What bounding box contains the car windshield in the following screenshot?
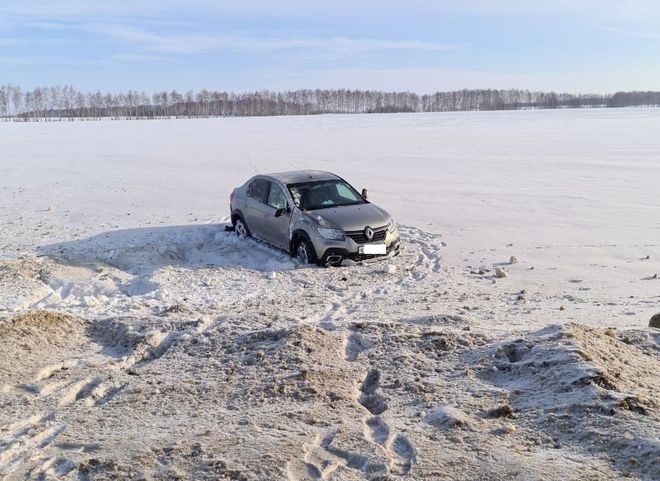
[287,179,365,211]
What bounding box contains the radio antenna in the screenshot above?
[249,155,258,175]
[287,161,313,179]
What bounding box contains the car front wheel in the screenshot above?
[295,238,318,265]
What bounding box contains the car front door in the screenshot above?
[260,181,292,249]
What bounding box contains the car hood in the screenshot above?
[306,203,390,232]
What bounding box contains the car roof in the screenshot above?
[264,170,340,184]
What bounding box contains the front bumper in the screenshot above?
[314,229,401,266]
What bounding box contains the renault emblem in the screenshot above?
[364,226,374,241]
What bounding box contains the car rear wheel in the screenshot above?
[234,217,250,238]
[295,238,318,265]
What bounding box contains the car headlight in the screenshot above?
[317,227,346,240]
[387,218,397,232]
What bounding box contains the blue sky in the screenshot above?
[1,0,659,93]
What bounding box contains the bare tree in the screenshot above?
[0,85,8,117]
[0,83,655,121]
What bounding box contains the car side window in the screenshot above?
[247,179,268,203]
[267,183,288,210]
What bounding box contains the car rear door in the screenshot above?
[259,181,291,249]
[244,178,269,239]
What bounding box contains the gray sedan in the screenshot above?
[229,170,400,266]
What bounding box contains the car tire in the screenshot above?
[294,237,318,265]
[234,216,251,238]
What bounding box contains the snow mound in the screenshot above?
[40,224,298,275]
[484,324,658,414]
[0,310,90,388]
[0,259,53,312]
[0,310,88,347]
[426,406,472,429]
[480,323,659,476]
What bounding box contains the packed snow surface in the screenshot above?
[0,108,659,480]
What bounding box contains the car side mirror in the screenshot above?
[361,188,368,200]
[274,206,290,217]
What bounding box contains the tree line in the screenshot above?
[1,84,659,120]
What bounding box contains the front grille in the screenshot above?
[346,226,387,244]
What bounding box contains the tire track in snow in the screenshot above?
[0,412,67,478]
[0,313,219,477]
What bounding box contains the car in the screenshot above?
[229,170,400,266]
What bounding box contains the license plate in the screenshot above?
[360,244,386,255]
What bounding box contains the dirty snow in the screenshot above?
[0,108,659,480]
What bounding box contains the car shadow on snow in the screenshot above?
[38,223,300,275]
